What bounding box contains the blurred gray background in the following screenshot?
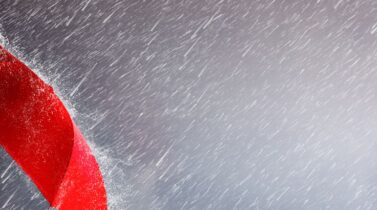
[2,0,377,209]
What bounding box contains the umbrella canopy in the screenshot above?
[0,46,107,210]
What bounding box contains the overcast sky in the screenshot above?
[2,0,377,209]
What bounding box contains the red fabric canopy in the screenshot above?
[0,46,107,209]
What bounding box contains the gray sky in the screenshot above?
[2,0,377,209]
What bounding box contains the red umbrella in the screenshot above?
[0,46,107,209]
